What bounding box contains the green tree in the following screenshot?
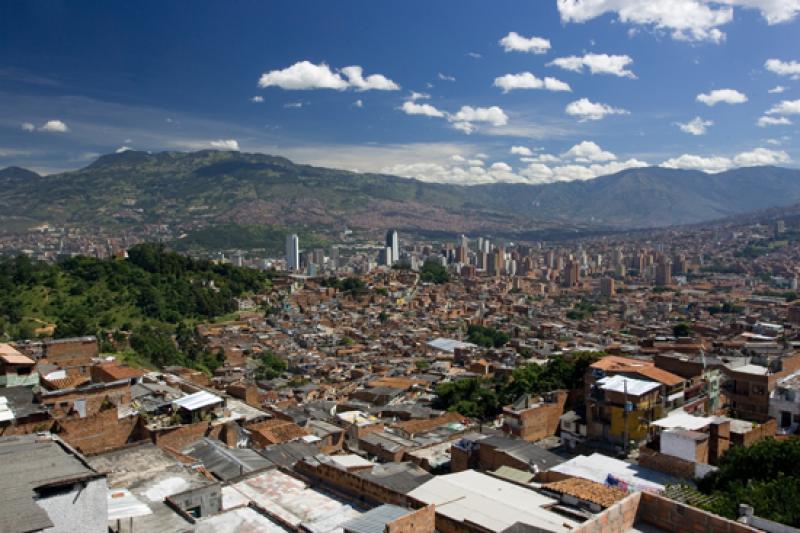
[673,322,691,337]
[433,378,499,420]
[254,351,287,381]
[420,259,449,284]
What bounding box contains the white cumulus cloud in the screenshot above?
[258,61,348,90]
[209,139,240,151]
[556,0,800,43]
[438,73,456,82]
[400,101,445,118]
[258,61,398,91]
[21,122,35,132]
[510,146,534,156]
[498,32,552,54]
[340,65,400,91]
[696,88,747,106]
[565,98,629,121]
[758,115,793,127]
[768,85,787,94]
[661,154,733,172]
[548,53,636,78]
[493,72,571,93]
[767,99,800,115]
[676,116,713,135]
[733,147,791,166]
[660,147,792,172]
[250,95,264,103]
[115,146,132,153]
[563,140,617,162]
[38,120,70,133]
[449,105,509,129]
[765,58,800,79]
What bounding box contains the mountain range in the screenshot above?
[1,150,800,237]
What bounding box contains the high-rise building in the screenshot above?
[455,245,468,264]
[562,260,580,288]
[655,258,672,287]
[459,234,469,252]
[379,246,393,266]
[285,234,299,271]
[600,277,616,297]
[385,229,399,265]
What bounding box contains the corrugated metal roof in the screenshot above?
[172,390,223,411]
[597,375,660,396]
[0,434,104,532]
[340,504,409,533]
[493,466,534,484]
[107,488,153,521]
[183,437,273,481]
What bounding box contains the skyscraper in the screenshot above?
[655,257,672,287]
[385,229,399,265]
[562,260,580,288]
[285,234,299,271]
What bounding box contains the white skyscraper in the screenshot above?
[285,234,299,271]
[385,229,399,265]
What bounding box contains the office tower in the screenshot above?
[312,248,325,267]
[285,234,299,271]
[385,229,399,265]
[600,277,616,297]
[655,258,672,287]
[672,254,688,276]
[379,247,393,266]
[330,246,339,269]
[614,248,624,268]
[459,234,469,252]
[477,251,488,270]
[545,250,555,269]
[455,245,467,264]
[482,238,491,254]
[562,260,580,288]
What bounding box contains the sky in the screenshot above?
[1,0,799,184]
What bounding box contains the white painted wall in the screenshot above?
[660,430,698,463]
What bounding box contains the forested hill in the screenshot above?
[3,150,800,232]
[0,244,272,371]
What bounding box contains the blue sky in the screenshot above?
[1,0,799,183]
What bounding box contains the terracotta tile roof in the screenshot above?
[543,477,628,509]
[248,419,309,445]
[94,362,146,380]
[367,376,426,391]
[43,374,91,390]
[591,356,683,387]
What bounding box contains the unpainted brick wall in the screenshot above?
[152,421,212,450]
[572,492,641,533]
[638,492,759,533]
[386,504,435,533]
[295,460,408,506]
[56,409,139,455]
[516,390,568,442]
[638,447,697,480]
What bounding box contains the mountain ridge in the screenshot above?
[1,150,799,234]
